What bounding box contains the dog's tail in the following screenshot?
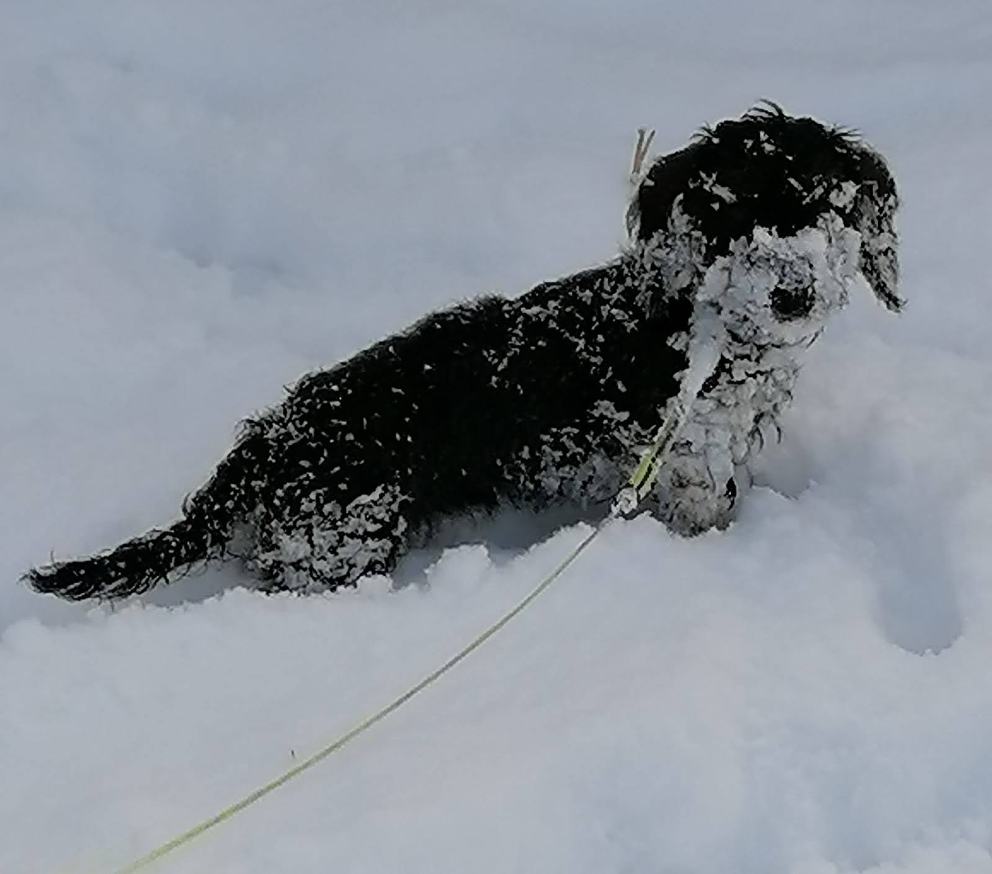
[25,426,269,602]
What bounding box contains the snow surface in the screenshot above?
[2,1,992,872]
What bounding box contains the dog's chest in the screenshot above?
[671,337,804,488]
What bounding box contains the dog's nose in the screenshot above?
[769,285,815,321]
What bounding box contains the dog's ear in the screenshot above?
[848,146,904,312]
[627,144,702,243]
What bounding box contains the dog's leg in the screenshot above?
[247,482,412,593]
[647,437,739,536]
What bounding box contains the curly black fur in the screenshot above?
[26,104,901,601]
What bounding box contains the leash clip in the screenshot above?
[612,486,640,518]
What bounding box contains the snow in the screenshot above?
[2,1,992,872]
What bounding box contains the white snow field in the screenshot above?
[2,1,992,872]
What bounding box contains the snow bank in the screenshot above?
[2,1,992,872]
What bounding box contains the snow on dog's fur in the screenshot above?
[27,104,902,601]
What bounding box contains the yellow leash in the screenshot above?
[109,520,605,874]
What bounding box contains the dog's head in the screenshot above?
[627,103,902,343]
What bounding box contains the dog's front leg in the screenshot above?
[645,439,739,536]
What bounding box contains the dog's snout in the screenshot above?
[769,285,815,321]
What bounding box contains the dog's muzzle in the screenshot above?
[696,217,865,347]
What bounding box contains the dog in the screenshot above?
[27,103,902,601]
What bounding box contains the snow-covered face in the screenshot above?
[629,105,903,325]
[697,215,865,346]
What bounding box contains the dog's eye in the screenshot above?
[769,285,814,321]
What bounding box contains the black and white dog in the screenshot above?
[28,104,901,601]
